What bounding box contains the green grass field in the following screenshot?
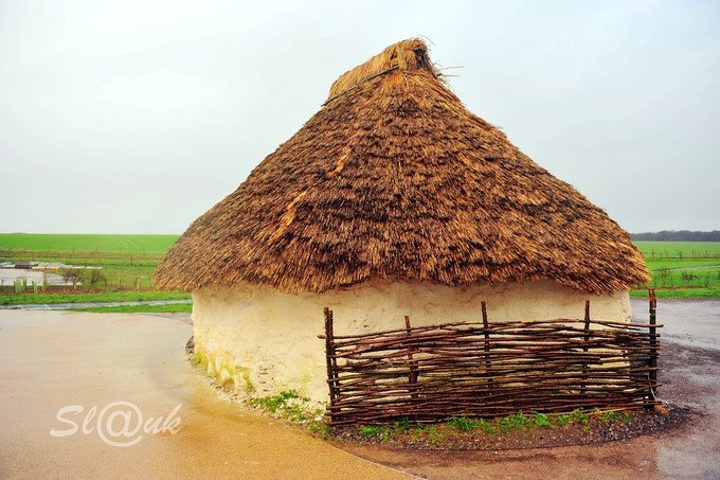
[0,291,190,306]
[0,233,187,304]
[71,303,193,314]
[632,241,720,298]
[633,241,720,258]
[1,235,718,307]
[0,233,181,290]
[0,233,179,254]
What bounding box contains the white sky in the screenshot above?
[0,0,718,234]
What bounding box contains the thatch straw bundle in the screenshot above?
[153,38,649,295]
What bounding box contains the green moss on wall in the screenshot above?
[191,348,254,392]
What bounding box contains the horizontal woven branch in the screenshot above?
[324,305,661,426]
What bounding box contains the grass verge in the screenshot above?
[0,290,190,305]
[332,406,681,449]
[630,287,720,299]
[71,303,192,314]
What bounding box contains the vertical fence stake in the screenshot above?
[324,307,337,424]
[404,316,418,402]
[648,289,658,406]
[582,300,591,396]
[481,301,493,392]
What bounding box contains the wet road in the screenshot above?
[0,311,406,479]
[0,299,717,479]
[631,297,720,351]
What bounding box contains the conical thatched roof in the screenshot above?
[153,39,649,295]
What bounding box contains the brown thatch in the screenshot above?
[153,38,649,295]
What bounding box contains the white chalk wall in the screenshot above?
[191,280,631,404]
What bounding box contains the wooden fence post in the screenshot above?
[648,289,658,405]
[582,300,591,395]
[404,316,418,401]
[324,307,338,422]
[481,301,493,391]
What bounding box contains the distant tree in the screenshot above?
[60,268,83,288]
[60,267,106,289]
[631,230,720,241]
[80,268,107,289]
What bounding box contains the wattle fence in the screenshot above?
[321,294,660,426]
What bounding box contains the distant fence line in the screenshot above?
[321,297,660,426]
[0,249,165,265]
[645,250,720,260]
[0,277,154,291]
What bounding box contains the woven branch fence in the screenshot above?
[322,294,661,426]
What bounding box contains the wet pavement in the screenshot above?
[0,299,717,479]
[0,311,405,479]
[631,297,720,351]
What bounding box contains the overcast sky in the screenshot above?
[0,0,718,234]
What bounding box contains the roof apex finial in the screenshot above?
[327,38,437,101]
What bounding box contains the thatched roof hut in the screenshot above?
[154,39,648,402]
